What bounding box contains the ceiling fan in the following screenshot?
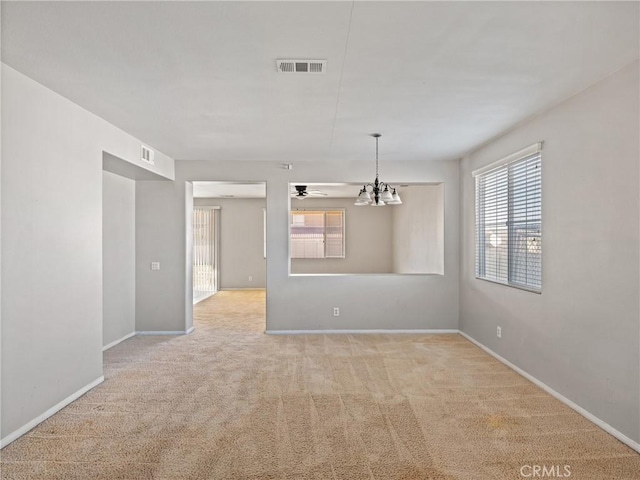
[291,185,328,200]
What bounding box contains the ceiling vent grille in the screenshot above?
[141,145,155,165]
[277,59,327,74]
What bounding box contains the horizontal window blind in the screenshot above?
[290,209,345,259]
[475,147,542,292]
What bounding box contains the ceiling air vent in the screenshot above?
[276,59,327,74]
[141,145,155,165]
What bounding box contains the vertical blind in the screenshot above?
[290,209,345,259]
[475,146,542,292]
[193,207,216,292]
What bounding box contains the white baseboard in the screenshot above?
[186,326,195,334]
[0,376,104,449]
[266,329,459,335]
[102,331,135,351]
[135,330,191,336]
[458,331,640,454]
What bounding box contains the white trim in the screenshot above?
[289,273,443,277]
[135,330,191,335]
[102,332,135,351]
[186,326,195,334]
[458,331,640,454]
[266,329,459,335]
[472,141,543,177]
[0,376,104,449]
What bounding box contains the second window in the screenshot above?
[290,209,345,259]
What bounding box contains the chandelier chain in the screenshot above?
[375,135,379,178]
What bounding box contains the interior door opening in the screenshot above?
[190,181,267,333]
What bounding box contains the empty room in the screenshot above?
[1,1,639,479]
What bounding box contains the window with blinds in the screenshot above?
[474,143,542,292]
[290,209,345,259]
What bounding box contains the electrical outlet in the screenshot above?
[151,262,160,270]
[248,276,253,282]
[497,326,502,338]
[333,307,340,317]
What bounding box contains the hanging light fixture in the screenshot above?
[355,133,402,206]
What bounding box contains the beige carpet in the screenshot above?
[1,290,638,479]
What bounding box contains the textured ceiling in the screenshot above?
[2,1,638,162]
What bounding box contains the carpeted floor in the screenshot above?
[1,290,638,479]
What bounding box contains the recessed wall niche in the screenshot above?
[289,183,444,275]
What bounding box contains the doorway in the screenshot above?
[190,181,267,331]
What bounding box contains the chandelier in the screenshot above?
[355,134,402,206]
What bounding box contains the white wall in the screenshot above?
[102,171,136,347]
[459,61,640,444]
[0,10,4,446]
[1,64,174,444]
[194,198,267,288]
[136,181,189,333]
[291,197,393,275]
[392,184,444,274]
[135,158,459,333]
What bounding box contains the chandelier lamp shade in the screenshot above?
[355,134,402,206]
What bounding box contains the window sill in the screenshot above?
[291,257,346,260]
[290,273,445,277]
[475,276,541,294]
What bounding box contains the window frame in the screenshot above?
[473,143,543,294]
[290,208,346,259]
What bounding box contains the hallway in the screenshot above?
[194,290,265,333]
